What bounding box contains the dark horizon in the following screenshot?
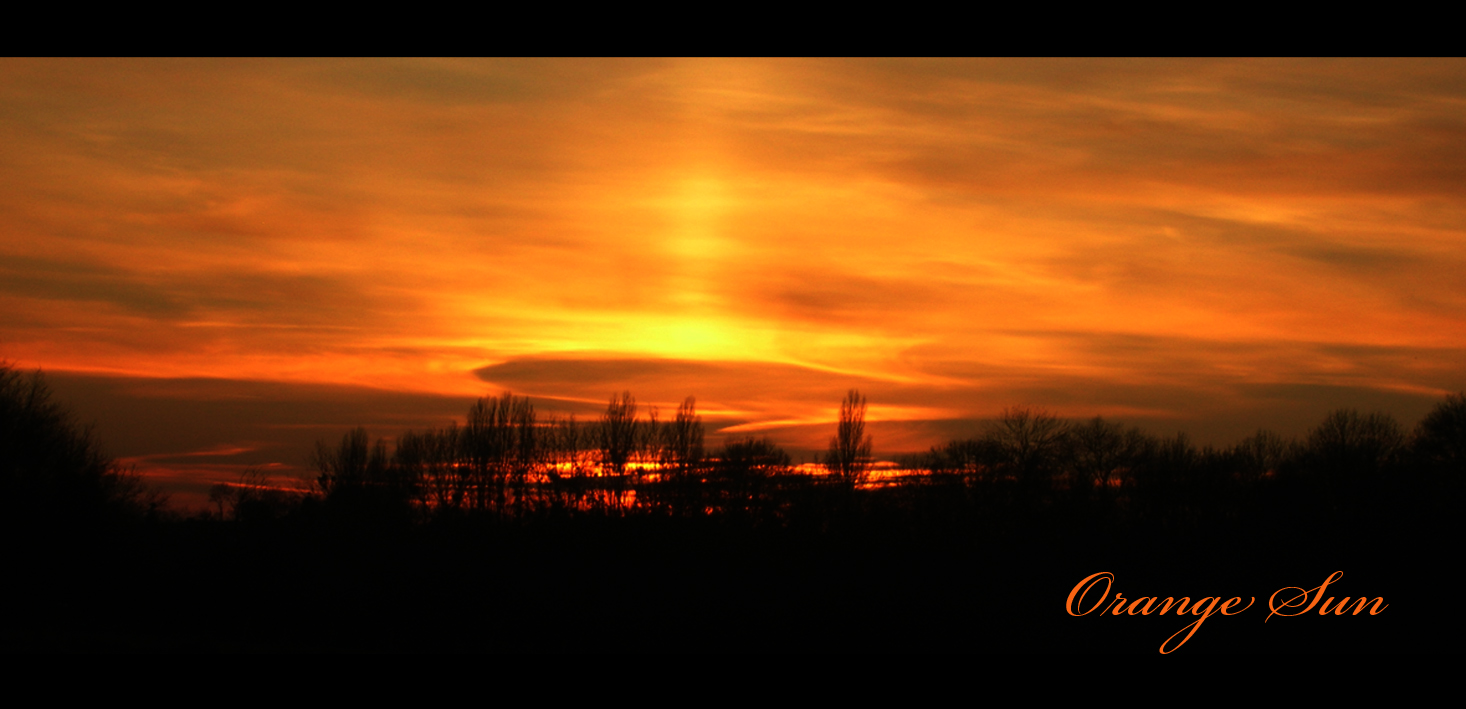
[4,59,1464,653]
[4,360,1458,652]
[31,365,1455,512]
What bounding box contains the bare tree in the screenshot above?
[989,406,1066,488]
[313,427,387,500]
[208,482,231,519]
[1305,408,1404,480]
[462,392,536,513]
[1066,416,1150,494]
[825,389,873,487]
[663,396,705,477]
[396,424,463,513]
[430,423,466,512]
[209,467,294,522]
[554,414,593,477]
[1412,392,1466,474]
[718,436,791,516]
[1229,428,1289,484]
[638,404,662,476]
[600,392,638,476]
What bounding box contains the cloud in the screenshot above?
[4,58,1466,479]
[474,356,892,414]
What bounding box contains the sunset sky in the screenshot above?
[4,59,1464,506]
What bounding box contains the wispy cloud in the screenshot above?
[4,59,1464,472]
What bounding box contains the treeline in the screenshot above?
[218,391,800,522]
[4,356,1462,530]
[5,362,1462,651]
[211,385,1466,531]
[902,401,1465,528]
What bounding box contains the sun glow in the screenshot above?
[4,58,1465,489]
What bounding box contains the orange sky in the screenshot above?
[4,59,1465,504]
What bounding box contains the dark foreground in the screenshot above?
[6,481,1453,653]
[4,367,1461,652]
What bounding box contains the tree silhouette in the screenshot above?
[826,389,872,487]
[1413,392,1466,474]
[721,436,791,476]
[1304,408,1404,481]
[0,362,159,523]
[458,392,538,513]
[209,467,295,522]
[662,396,704,477]
[717,436,791,516]
[1131,431,1197,507]
[1227,429,1289,484]
[400,422,464,513]
[554,414,594,478]
[638,404,662,475]
[917,437,1002,482]
[312,426,389,502]
[600,392,638,476]
[989,406,1066,489]
[1065,416,1148,495]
